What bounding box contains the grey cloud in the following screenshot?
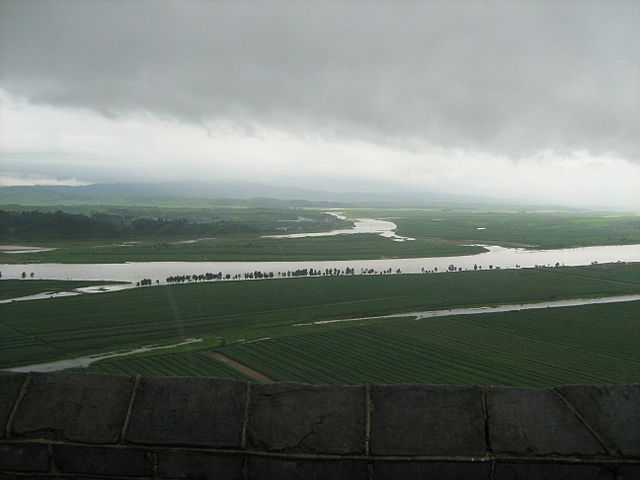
[1,0,638,160]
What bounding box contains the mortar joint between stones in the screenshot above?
[241,381,251,449]
[365,383,372,456]
[552,387,618,457]
[481,386,494,460]
[120,375,141,443]
[5,372,31,440]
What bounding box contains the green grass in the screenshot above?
[1,263,638,369]
[344,209,640,249]
[84,351,254,380]
[3,208,637,263]
[0,280,125,301]
[0,233,485,264]
[219,301,640,387]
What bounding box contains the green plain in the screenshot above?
[346,209,640,249]
[0,234,485,264]
[218,301,640,387]
[0,279,125,301]
[84,351,254,381]
[2,208,638,264]
[1,263,638,372]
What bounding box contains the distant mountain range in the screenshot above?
[0,181,572,209]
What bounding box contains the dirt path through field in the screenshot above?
[210,352,274,383]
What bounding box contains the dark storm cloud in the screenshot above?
[1,0,638,160]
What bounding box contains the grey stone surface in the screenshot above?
[617,465,640,480]
[7,477,97,480]
[0,443,49,472]
[157,450,243,479]
[494,463,616,480]
[0,372,27,439]
[373,461,491,479]
[11,372,133,443]
[487,387,606,456]
[52,445,152,476]
[126,376,246,448]
[370,384,486,456]
[248,382,366,454]
[557,384,640,457]
[248,457,368,480]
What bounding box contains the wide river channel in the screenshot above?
[1,214,639,284]
[0,243,638,285]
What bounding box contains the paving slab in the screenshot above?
[247,456,368,480]
[370,384,486,456]
[126,376,247,448]
[0,443,49,473]
[0,372,27,439]
[557,384,640,457]
[494,462,616,480]
[617,465,640,480]
[248,382,366,454]
[487,387,606,456]
[11,372,133,443]
[52,445,152,477]
[156,451,243,480]
[373,461,491,479]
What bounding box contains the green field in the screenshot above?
[351,209,640,249]
[0,233,485,264]
[84,351,253,381]
[2,208,637,264]
[1,263,638,371]
[0,280,125,301]
[217,301,640,387]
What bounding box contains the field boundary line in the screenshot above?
[210,352,274,383]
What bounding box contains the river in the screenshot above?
[0,243,638,284]
[263,212,415,242]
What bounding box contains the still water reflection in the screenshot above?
[1,244,638,284]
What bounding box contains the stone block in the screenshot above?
[248,382,366,454]
[557,384,640,457]
[494,462,615,480]
[370,384,486,456]
[248,456,368,480]
[0,443,49,472]
[126,376,246,448]
[7,477,96,480]
[156,450,243,479]
[373,461,491,479]
[0,372,27,439]
[617,465,640,480]
[11,372,133,443]
[487,387,606,456]
[53,445,151,477]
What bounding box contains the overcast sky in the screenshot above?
[1,1,638,209]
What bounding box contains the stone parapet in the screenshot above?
[0,371,638,479]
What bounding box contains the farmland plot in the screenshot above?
[219,301,640,387]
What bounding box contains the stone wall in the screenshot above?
[0,371,638,479]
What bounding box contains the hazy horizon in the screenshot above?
[1,1,638,210]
